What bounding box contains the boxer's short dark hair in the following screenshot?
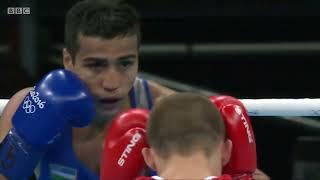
[65,0,141,60]
[148,93,225,159]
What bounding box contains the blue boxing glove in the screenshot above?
[0,69,95,179]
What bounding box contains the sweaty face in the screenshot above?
[64,34,139,119]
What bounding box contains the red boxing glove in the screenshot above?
[210,96,257,180]
[100,109,149,180]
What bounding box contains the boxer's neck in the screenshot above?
[72,125,104,143]
[72,95,131,142]
[158,151,222,179]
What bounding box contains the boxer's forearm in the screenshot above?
[0,88,32,143]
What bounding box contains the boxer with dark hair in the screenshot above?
[0,0,269,179]
[0,1,173,179]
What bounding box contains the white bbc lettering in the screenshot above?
[7,7,31,15]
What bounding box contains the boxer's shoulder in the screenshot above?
[0,87,32,142]
[146,80,175,103]
[1,87,32,120]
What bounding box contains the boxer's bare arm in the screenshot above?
[0,87,32,143]
[147,80,176,103]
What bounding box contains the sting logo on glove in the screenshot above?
[118,132,142,166]
[234,106,254,144]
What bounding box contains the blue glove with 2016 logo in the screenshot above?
[0,69,95,179]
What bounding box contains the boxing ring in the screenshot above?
[2,96,320,117]
[141,72,320,118]
[1,73,320,117]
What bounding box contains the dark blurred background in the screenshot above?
[1,0,320,179]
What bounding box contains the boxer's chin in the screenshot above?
[94,105,122,124]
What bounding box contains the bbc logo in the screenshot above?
[7,7,31,15]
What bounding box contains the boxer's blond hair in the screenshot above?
[147,93,225,159]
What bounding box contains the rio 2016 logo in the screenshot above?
[30,91,46,109]
[22,96,36,114]
[22,89,46,114]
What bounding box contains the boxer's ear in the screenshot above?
[63,48,74,70]
[222,139,232,166]
[142,147,156,170]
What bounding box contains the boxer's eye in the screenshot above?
[84,59,108,71]
[117,59,135,70]
[120,60,134,67]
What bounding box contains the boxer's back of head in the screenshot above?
[148,93,225,159]
[65,0,140,59]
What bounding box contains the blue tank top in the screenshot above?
[35,77,153,180]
